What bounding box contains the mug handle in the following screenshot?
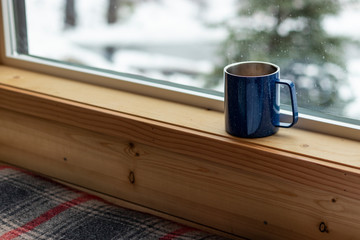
[275,79,298,128]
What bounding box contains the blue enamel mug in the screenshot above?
[224,61,298,138]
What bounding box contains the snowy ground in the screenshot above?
[25,0,360,120]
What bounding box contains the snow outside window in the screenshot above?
[9,0,360,125]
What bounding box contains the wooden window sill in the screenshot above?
[0,65,360,239]
[0,65,358,167]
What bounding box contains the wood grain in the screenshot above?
[1,67,360,239]
[1,102,360,239]
[0,65,359,167]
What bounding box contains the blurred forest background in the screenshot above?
[27,0,360,120]
[210,0,358,115]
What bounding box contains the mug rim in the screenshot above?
[224,61,280,77]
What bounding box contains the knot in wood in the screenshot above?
[128,171,135,184]
[319,222,328,233]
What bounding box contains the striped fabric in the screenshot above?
[0,166,229,240]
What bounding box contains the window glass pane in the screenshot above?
[13,0,360,122]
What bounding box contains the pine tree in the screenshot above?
[211,0,355,114]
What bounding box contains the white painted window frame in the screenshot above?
[1,0,359,141]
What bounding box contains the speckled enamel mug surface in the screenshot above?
[224,61,298,138]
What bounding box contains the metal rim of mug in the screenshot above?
[224,61,280,78]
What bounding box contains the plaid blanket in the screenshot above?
[0,166,229,240]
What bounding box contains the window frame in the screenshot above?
[0,0,359,141]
